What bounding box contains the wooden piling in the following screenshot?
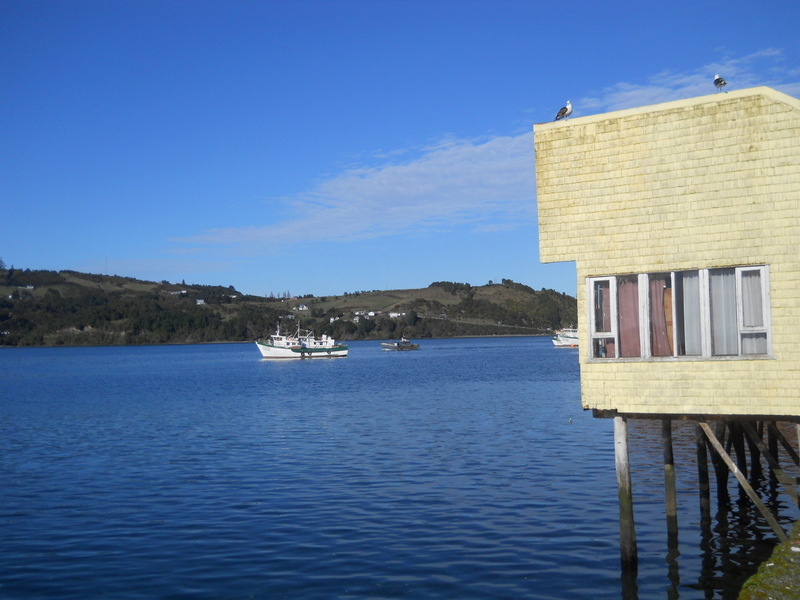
[741,421,799,507]
[745,421,763,479]
[699,422,789,543]
[662,418,678,538]
[710,421,730,505]
[696,422,711,526]
[769,422,800,467]
[731,421,748,477]
[614,416,638,570]
[768,422,779,471]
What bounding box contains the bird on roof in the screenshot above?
[713,74,727,92]
[555,100,572,121]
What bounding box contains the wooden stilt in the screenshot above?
[699,422,788,542]
[742,421,800,507]
[745,420,763,479]
[614,416,638,570]
[696,422,711,526]
[768,422,779,468]
[731,422,748,477]
[708,421,730,505]
[662,418,678,537]
[768,422,800,467]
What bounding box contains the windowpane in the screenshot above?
[741,333,768,355]
[741,270,764,327]
[676,271,701,356]
[617,276,640,357]
[649,274,673,356]
[593,338,615,358]
[710,269,738,356]
[594,280,611,333]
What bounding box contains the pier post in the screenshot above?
[695,423,711,527]
[614,416,637,570]
[742,421,799,507]
[731,422,748,478]
[662,418,678,537]
[768,422,779,468]
[699,422,789,543]
[768,422,800,467]
[745,421,763,480]
[710,421,730,505]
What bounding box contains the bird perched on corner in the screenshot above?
[555,100,572,121]
[714,74,727,92]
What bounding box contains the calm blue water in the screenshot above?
[2,337,797,599]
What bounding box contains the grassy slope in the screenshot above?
[1,270,576,345]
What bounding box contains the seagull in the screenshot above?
[714,74,727,92]
[555,100,572,121]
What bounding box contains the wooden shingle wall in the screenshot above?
[534,87,800,417]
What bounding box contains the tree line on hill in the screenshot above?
[0,267,577,347]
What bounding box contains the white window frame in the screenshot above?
[587,265,771,361]
[588,277,617,358]
[734,265,772,355]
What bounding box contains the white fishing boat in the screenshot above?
[551,328,579,348]
[380,337,419,351]
[256,325,348,359]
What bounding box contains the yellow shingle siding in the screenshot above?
[534,87,800,417]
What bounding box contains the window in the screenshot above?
[617,275,641,358]
[590,278,615,358]
[587,266,771,360]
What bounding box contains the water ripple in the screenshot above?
[2,339,796,599]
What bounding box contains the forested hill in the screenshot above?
[0,268,577,347]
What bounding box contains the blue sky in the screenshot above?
[3,1,799,298]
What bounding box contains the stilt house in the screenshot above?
[533,87,800,560]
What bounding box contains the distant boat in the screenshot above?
[551,328,579,348]
[256,325,348,359]
[381,337,420,351]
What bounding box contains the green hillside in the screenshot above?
[0,268,576,347]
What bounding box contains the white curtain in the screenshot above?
[741,270,763,327]
[742,333,767,354]
[710,269,738,355]
[680,271,702,356]
[741,270,767,354]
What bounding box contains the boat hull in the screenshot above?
[381,341,419,351]
[256,341,349,359]
[551,328,579,348]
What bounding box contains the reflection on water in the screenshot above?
[622,418,799,599]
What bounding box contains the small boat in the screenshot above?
[256,325,348,359]
[381,337,419,351]
[551,328,579,348]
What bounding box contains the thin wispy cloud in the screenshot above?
[580,49,800,112]
[179,50,799,256]
[181,132,538,251]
